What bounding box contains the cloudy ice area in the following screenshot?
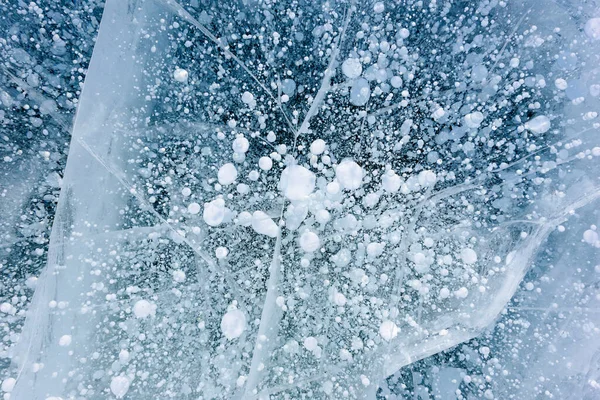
[1,0,600,399]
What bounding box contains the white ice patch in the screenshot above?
[363,193,380,208]
[110,376,131,398]
[326,181,341,195]
[0,303,14,314]
[237,211,252,226]
[367,242,385,258]
[432,107,446,121]
[390,75,403,88]
[133,300,156,318]
[336,160,363,190]
[279,165,316,201]
[332,248,352,267]
[218,163,238,185]
[284,203,308,230]
[471,64,488,82]
[281,78,296,95]
[439,287,450,299]
[525,115,551,134]
[203,198,226,226]
[221,309,246,340]
[315,209,331,224]
[119,350,130,364]
[252,211,279,238]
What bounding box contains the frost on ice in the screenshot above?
[6,0,600,399]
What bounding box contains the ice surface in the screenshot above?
[4,0,600,399]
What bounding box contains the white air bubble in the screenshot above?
[279,165,316,201]
[310,139,326,155]
[336,160,363,190]
[299,231,321,252]
[173,68,188,83]
[133,300,156,318]
[350,78,370,106]
[342,58,362,79]
[110,376,131,399]
[203,198,226,227]
[379,320,398,341]
[259,156,273,171]
[252,211,279,237]
[221,309,246,340]
[218,163,238,185]
[525,115,551,134]
[585,18,600,40]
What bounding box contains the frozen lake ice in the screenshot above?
[1,0,600,399]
